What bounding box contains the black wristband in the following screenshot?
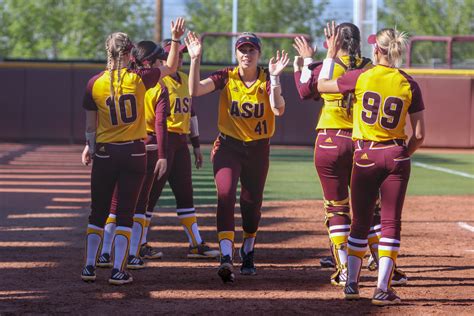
[171,39,180,43]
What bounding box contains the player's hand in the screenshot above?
[293,56,303,72]
[269,50,289,76]
[171,17,186,40]
[193,147,203,169]
[324,21,340,59]
[154,158,167,180]
[184,31,202,59]
[293,36,315,59]
[82,145,92,166]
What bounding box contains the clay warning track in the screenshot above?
[0,143,473,314]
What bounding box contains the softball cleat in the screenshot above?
[97,253,113,268]
[218,255,235,283]
[372,287,401,306]
[391,268,408,286]
[187,242,220,259]
[81,265,96,282]
[127,255,146,270]
[239,248,256,276]
[343,282,360,300]
[109,269,133,285]
[139,243,163,260]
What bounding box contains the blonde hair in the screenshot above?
[105,32,133,99]
[375,28,408,67]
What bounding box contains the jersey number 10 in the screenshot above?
[106,94,138,126]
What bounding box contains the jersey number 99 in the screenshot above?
[362,92,403,130]
[106,94,137,126]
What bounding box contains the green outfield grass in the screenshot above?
[156,147,474,207]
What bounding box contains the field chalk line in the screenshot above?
[413,161,474,179]
[457,222,474,233]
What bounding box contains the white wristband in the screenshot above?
[190,116,199,138]
[303,57,314,66]
[318,58,335,81]
[85,132,96,155]
[270,75,280,86]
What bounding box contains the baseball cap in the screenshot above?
[162,39,188,54]
[235,33,261,51]
[367,34,388,54]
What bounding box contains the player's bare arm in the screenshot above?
[185,31,216,97]
[268,50,289,116]
[160,17,186,78]
[82,110,97,166]
[407,111,425,156]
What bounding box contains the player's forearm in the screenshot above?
[269,80,285,116]
[188,57,201,97]
[164,40,179,75]
[406,135,424,156]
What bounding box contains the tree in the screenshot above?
[379,0,474,67]
[186,0,329,64]
[0,0,154,60]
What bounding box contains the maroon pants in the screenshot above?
[89,141,146,228]
[212,134,270,233]
[314,129,354,227]
[350,140,411,241]
[146,132,194,213]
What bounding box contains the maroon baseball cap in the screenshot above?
[235,33,261,51]
[162,39,188,54]
[368,34,388,54]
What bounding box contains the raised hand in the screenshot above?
[269,50,290,76]
[324,20,340,59]
[171,17,186,40]
[184,31,202,59]
[293,36,316,59]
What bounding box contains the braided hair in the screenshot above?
[335,23,362,116]
[105,32,134,99]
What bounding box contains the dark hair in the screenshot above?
[129,41,165,69]
[336,23,361,70]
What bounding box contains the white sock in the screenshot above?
[347,255,362,284]
[190,223,203,245]
[130,214,146,257]
[337,248,348,267]
[86,224,103,266]
[101,218,116,255]
[142,212,153,244]
[377,257,394,291]
[113,227,131,270]
[243,237,255,254]
[220,239,233,259]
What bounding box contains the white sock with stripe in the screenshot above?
[101,214,116,255]
[142,211,153,244]
[113,227,131,270]
[130,214,146,257]
[85,224,103,266]
[377,257,394,291]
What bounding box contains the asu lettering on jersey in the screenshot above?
[210,67,274,142]
[162,71,192,134]
[83,68,161,143]
[337,64,425,141]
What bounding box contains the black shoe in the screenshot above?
[344,282,360,300]
[109,268,133,285]
[218,255,235,283]
[81,265,96,282]
[239,248,256,275]
[127,255,145,270]
[320,256,335,268]
[97,253,112,268]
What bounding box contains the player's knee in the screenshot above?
[115,212,134,228]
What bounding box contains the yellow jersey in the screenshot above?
[144,82,169,134]
[337,65,425,141]
[83,68,162,143]
[162,71,192,134]
[317,56,372,130]
[210,67,274,141]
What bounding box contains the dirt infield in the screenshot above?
[1,144,473,314]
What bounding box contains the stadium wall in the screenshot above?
[0,63,473,148]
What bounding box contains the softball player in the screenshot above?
[80,18,185,285]
[185,31,289,283]
[318,23,425,305]
[96,40,171,270]
[140,38,219,260]
[293,24,407,287]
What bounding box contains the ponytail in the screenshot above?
[375,28,408,67]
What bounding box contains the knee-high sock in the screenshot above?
[130,214,146,257]
[218,231,234,259]
[325,198,350,270]
[142,211,153,245]
[113,227,132,271]
[347,236,368,284]
[377,237,400,290]
[177,208,202,247]
[368,223,381,262]
[101,214,116,255]
[85,224,103,266]
[242,231,256,254]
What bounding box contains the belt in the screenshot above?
[319,129,352,138]
[104,139,144,145]
[323,100,343,107]
[357,139,405,149]
[219,133,269,147]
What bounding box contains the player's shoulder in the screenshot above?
[397,69,420,88]
[86,70,106,92]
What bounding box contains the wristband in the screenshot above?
[171,39,180,43]
[303,57,314,66]
[190,116,199,138]
[318,58,335,81]
[270,75,280,86]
